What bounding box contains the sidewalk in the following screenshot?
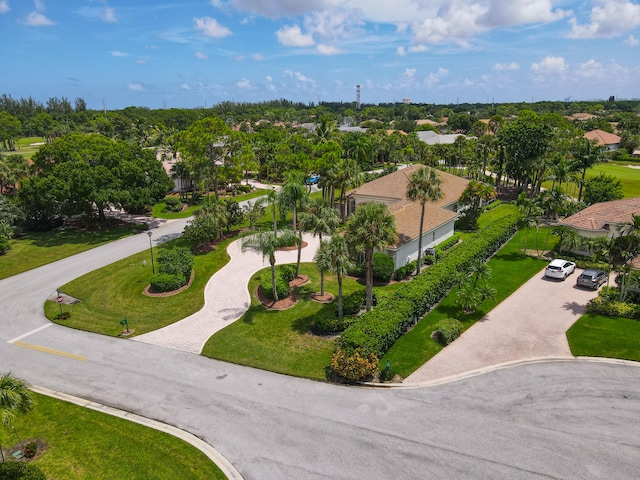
[133,233,321,354]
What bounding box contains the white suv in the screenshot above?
[544,259,576,280]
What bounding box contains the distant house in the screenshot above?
[346,164,469,268]
[416,130,468,145]
[584,129,621,151]
[559,197,640,255]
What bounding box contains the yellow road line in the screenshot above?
[13,341,86,361]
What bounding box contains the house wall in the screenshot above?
[390,219,456,269]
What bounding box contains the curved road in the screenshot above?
[2,222,640,479]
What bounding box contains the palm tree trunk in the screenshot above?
[365,249,374,311]
[296,231,302,277]
[416,203,425,274]
[320,271,325,296]
[337,275,344,318]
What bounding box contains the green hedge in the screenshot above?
[586,296,640,319]
[150,247,194,292]
[373,252,395,282]
[335,212,519,364]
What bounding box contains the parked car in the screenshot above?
[544,259,576,280]
[576,269,607,290]
[304,174,320,185]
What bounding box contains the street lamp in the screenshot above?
[146,231,155,274]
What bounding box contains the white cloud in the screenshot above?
[23,0,54,26]
[180,83,191,90]
[284,69,317,89]
[225,0,335,19]
[494,61,519,71]
[568,0,640,39]
[195,51,209,59]
[266,75,276,92]
[101,7,117,23]
[251,53,264,60]
[194,17,232,38]
[316,44,343,55]
[0,1,10,14]
[128,83,144,91]
[478,0,566,28]
[424,67,449,87]
[530,55,566,82]
[276,24,315,47]
[625,34,640,46]
[235,54,246,61]
[408,44,428,53]
[235,78,256,89]
[575,59,604,79]
[110,51,128,57]
[136,58,147,64]
[303,8,363,42]
[396,46,406,56]
[403,68,416,79]
[410,2,486,47]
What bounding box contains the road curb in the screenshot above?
[29,385,244,480]
[363,356,640,389]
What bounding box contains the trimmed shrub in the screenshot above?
[438,234,461,253]
[259,270,290,300]
[342,291,367,315]
[395,261,417,280]
[586,296,640,319]
[0,461,46,480]
[150,273,184,292]
[0,234,10,255]
[163,196,184,212]
[333,211,519,379]
[432,318,463,346]
[278,264,297,282]
[373,252,395,283]
[313,309,356,334]
[157,247,193,286]
[330,347,379,382]
[348,262,365,278]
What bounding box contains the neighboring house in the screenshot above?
[346,164,469,268]
[559,197,640,255]
[584,129,621,151]
[416,130,468,145]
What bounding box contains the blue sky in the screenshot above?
[1,0,639,110]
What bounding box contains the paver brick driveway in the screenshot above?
[406,266,604,383]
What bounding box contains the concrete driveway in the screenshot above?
[406,266,604,383]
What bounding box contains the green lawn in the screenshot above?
[586,163,640,198]
[0,223,143,281]
[567,313,640,361]
[0,392,225,480]
[381,227,553,379]
[0,136,44,160]
[201,263,364,381]
[44,237,232,336]
[152,189,269,220]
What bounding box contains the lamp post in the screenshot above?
[147,231,155,274]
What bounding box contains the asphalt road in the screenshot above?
[2,221,640,479]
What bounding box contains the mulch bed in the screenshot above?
[276,241,308,251]
[256,274,309,310]
[310,292,334,303]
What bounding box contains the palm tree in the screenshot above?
[280,171,308,232]
[458,180,496,231]
[406,167,443,274]
[299,199,340,242]
[242,231,283,301]
[334,158,361,222]
[315,237,354,317]
[0,373,34,461]
[571,138,603,202]
[345,202,397,311]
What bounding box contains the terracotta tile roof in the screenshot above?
[348,164,470,247]
[560,197,640,231]
[584,129,621,146]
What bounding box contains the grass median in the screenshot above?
[201,263,364,381]
[44,237,232,336]
[0,392,225,480]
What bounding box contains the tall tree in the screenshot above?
[314,236,354,318]
[345,201,397,311]
[570,138,603,202]
[242,231,283,301]
[458,180,496,231]
[406,167,443,274]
